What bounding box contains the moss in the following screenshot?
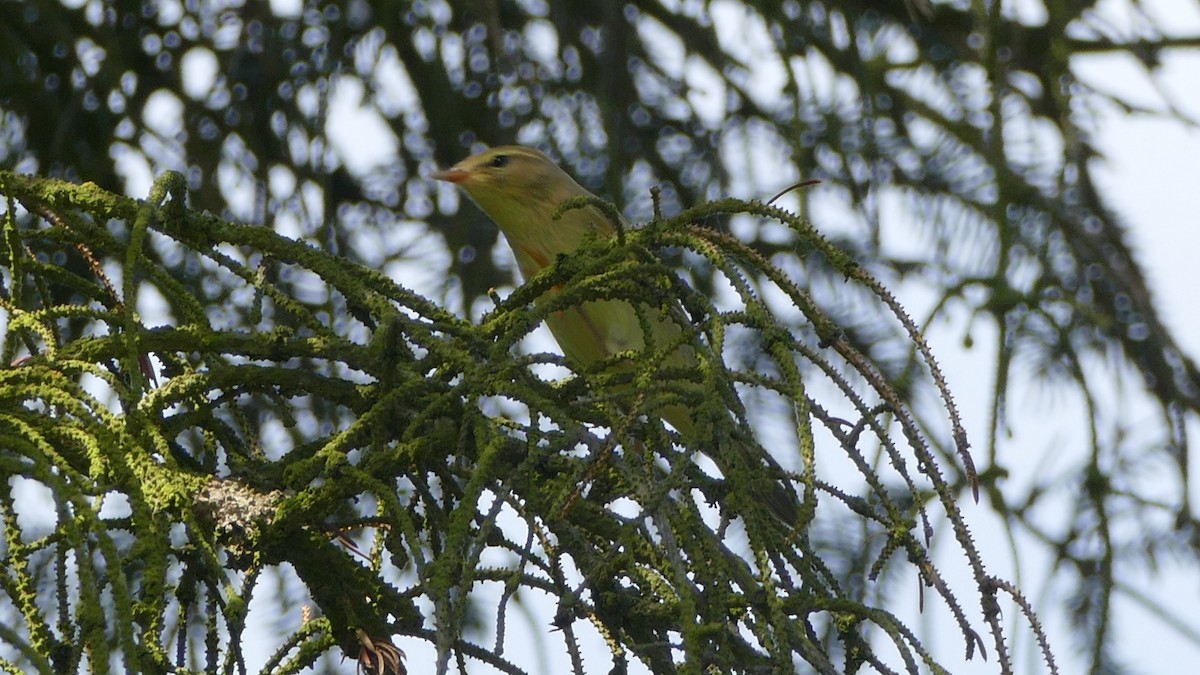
[0,170,1013,674]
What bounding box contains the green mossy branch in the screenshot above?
[0,171,1053,674]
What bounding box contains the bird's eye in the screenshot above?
[489,154,509,168]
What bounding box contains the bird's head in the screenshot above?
[432,146,590,234]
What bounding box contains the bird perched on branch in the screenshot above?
[432,146,653,366]
[433,145,795,525]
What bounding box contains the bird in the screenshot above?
[432,145,795,525]
[431,146,658,367]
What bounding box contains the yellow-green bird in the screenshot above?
[433,145,794,523]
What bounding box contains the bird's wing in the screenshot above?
[546,299,645,365]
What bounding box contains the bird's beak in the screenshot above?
[431,166,472,184]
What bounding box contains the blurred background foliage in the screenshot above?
[2,0,1199,672]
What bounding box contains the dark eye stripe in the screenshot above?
[489,154,509,168]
